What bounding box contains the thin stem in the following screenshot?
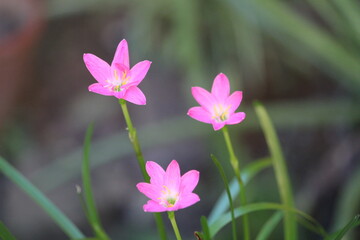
[119,99,149,181]
[222,126,250,240]
[118,99,167,240]
[211,154,237,240]
[168,211,182,240]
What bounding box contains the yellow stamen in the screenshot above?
[158,185,179,208]
[213,104,231,122]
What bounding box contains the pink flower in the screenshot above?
[83,39,151,105]
[136,160,200,212]
[187,73,246,131]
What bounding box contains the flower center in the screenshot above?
[159,185,179,208]
[212,104,231,122]
[105,69,130,92]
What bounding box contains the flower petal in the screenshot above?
[191,87,216,110]
[136,183,162,200]
[225,91,243,113]
[88,83,113,96]
[123,86,146,105]
[83,54,111,84]
[180,170,199,194]
[165,160,181,190]
[212,121,226,131]
[146,161,165,186]
[227,112,246,125]
[143,200,167,212]
[114,63,129,74]
[178,193,200,209]
[112,39,130,69]
[211,73,230,101]
[129,60,152,85]
[114,90,126,99]
[187,107,212,124]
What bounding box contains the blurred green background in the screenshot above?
[0,0,359,239]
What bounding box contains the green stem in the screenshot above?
[118,99,167,240]
[119,99,149,181]
[222,126,250,240]
[168,211,182,240]
[210,154,237,240]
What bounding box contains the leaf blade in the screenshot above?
[208,157,272,224]
[0,221,17,240]
[209,202,327,238]
[254,102,297,240]
[81,124,109,239]
[0,157,84,239]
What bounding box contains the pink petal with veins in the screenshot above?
[226,91,242,113]
[114,63,129,73]
[83,54,111,84]
[212,121,226,131]
[88,83,112,96]
[136,183,162,200]
[146,161,165,185]
[113,90,126,99]
[178,193,200,209]
[187,107,212,124]
[227,112,246,125]
[112,39,129,69]
[211,73,230,101]
[191,87,216,111]
[143,200,167,212]
[165,160,181,190]
[180,170,200,193]
[130,60,152,85]
[123,87,146,105]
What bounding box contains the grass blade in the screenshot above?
[255,211,283,240]
[200,216,211,240]
[210,154,237,240]
[0,221,17,240]
[81,124,109,240]
[209,202,327,238]
[254,102,297,240]
[0,156,84,239]
[326,215,360,240]
[332,164,360,237]
[208,157,272,224]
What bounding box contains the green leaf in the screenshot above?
[332,164,360,237]
[200,216,211,240]
[208,157,272,224]
[255,211,283,240]
[326,215,360,240]
[254,102,297,240]
[74,238,99,240]
[0,157,84,239]
[297,216,327,237]
[81,124,109,240]
[210,154,236,240]
[209,202,327,238]
[0,221,17,240]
